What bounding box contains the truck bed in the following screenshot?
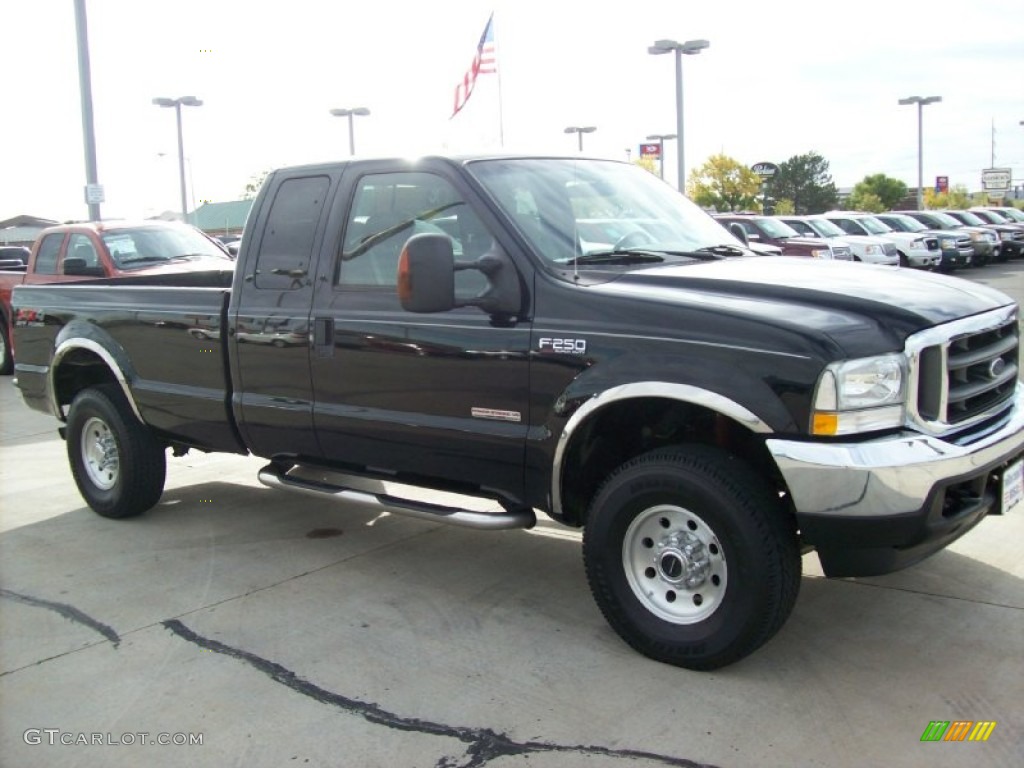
[12,269,242,453]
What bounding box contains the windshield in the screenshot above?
[803,217,846,237]
[951,211,986,226]
[858,216,893,235]
[970,210,1005,224]
[467,158,747,264]
[102,225,229,270]
[996,208,1024,222]
[925,212,963,228]
[755,218,800,238]
[881,214,926,232]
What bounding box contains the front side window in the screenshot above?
[65,234,100,275]
[338,172,491,299]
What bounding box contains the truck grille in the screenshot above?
[924,237,939,251]
[910,308,1019,432]
[832,245,853,260]
[883,242,897,257]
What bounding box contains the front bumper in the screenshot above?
[939,247,973,269]
[906,250,942,269]
[767,386,1024,577]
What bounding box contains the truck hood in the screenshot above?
[598,257,1014,355]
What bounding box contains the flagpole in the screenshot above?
[495,9,505,147]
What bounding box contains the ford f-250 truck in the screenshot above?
[11,156,1024,669]
[0,219,231,375]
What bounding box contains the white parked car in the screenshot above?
[778,216,894,267]
[822,211,941,268]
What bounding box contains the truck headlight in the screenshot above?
[811,354,905,435]
[864,244,881,255]
[810,248,831,259]
[910,238,927,250]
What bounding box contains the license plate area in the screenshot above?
[1001,457,1023,514]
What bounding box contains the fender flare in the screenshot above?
[49,337,143,423]
[550,381,772,519]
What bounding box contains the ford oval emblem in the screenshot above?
[988,358,1006,379]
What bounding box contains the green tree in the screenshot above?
[848,190,885,213]
[242,170,271,199]
[687,154,761,212]
[850,173,907,210]
[924,184,971,210]
[770,152,838,214]
[773,198,795,215]
[633,155,659,176]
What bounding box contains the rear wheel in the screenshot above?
[583,445,801,669]
[67,384,166,518]
[0,320,12,375]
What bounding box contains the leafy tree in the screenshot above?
[923,184,971,210]
[242,170,271,199]
[773,198,795,215]
[847,190,885,213]
[851,174,907,211]
[687,154,761,212]
[633,155,659,176]
[770,152,838,214]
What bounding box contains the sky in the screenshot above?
[2,0,1023,225]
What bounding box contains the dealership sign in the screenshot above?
[751,162,779,178]
[981,168,1011,191]
[639,143,661,157]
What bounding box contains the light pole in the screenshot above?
[648,38,709,194]
[646,133,677,179]
[564,125,596,152]
[330,107,370,156]
[152,96,202,222]
[898,95,941,210]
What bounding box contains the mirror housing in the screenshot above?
[398,233,521,318]
[727,222,748,245]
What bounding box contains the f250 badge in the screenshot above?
[538,337,587,355]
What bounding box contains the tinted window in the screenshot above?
[254,176,330,290]
[65,234,100,275]
[338,172,490,299]
[34,234,64,275]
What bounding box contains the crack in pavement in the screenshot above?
[0,588,121,647]
[163,618,717,768]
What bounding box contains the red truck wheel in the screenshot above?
[66,384,166,518]
[583,445,801,670]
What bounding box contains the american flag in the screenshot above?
[452,13,497,118]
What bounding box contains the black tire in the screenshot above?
[0,320,13,375]
[66,384,166,518]
[583,445,800,670]
[898,252,909,268]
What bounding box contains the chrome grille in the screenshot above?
[832,245,853,260]
[883,242,897,256]
[910,309,1019,432]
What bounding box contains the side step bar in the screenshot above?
[257,463,536,531]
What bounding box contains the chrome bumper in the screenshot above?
[767,386,1024,520]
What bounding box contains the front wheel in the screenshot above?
[67,384,167,518]
[583,446,800,670]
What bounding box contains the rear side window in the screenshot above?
[34,234,64,275]
[253,176,330,290]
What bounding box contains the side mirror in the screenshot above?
[727,223,748,245]
[398,233,521,318]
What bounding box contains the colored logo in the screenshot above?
[920,721,996,742]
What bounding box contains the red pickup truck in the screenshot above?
[0,220,231,373]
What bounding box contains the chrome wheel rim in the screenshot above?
[623,504,727,624]
[81,416,119,490]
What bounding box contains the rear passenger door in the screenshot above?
[231,170,336,459]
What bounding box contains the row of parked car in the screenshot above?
[714,206,1024,270]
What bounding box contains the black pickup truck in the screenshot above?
[12,156,1024,669]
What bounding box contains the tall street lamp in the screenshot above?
[330,107,370,156]
[646,133,677,179]
[564,125,596,152]
[648,38,709,193]
[898,95,942,210]
[152,96,203,222]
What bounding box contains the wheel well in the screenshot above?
[53,348,122,413]
[558,397,786,527]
